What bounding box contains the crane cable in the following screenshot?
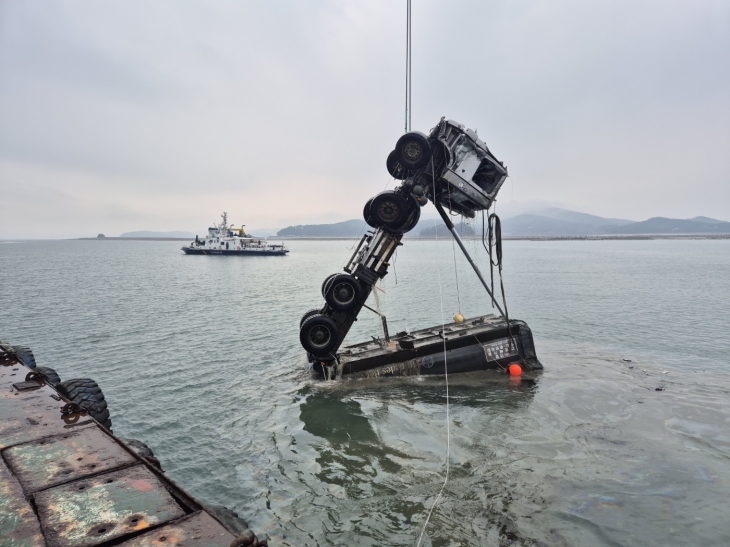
[405,0,412,133]
[415,158,452,547]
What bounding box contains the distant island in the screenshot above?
[87,209,730,241]
[501,212,730,236]
[274,208,730,238]
[119,230,196,239]
[277,219,366,238]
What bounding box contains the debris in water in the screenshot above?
[623,358,632,362]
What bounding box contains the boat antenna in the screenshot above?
[405,0,412,133]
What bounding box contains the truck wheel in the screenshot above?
[300,308,321,327]
[370,191,408,229]
[35,366,61,387]
[325,274,362,311]
[11,346,36,369]
[386,150,407,179]
[57,378,112,431]
[321,274,338,298]
[300,314,339,357]
[395,198,421,234]
[395,132,431,169]
[363,198,376,228]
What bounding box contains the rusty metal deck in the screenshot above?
[0,350,250,547]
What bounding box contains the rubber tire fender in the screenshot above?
[57,378,113,431]
[11,346,36,369]
[119,438,162,469]
[369,191,408,229]
[395,131,432,170]
[300,314,339,357]
[325,273,362,311]
[35,366,61,387]
[205,505,249,536]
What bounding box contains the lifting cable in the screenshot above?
[416,159,451,547]
[482,209,524,364]
[405,0,412,133]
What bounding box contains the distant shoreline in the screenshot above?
[74,234,730,242]
[77,237,191,241]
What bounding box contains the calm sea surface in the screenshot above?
[1,238,729,546]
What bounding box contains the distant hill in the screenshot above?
[536,208,635,227]
[120,230,196,238]
[419,221,475,238]
[599,217,730,235]
[691,216,729,225]
[274,211,730,238]
[277,219,367,237]
[501,214,603,235]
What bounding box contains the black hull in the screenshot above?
[312,315,542,379]
[182,248,288,256]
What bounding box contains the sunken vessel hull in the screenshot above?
[314,314,542,379]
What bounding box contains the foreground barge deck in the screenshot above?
[0,346,262,547]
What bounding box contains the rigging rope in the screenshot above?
[451,235,462,313]
[482,208,525,364]
[405,0,412,133]
[416,157,452,547]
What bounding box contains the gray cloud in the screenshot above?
[1,0,728,238]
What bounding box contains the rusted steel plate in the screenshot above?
[0,458,46,547]
[35,463,185,547]
[118,511,236,547]
[5,425,136,493]
[0,365,90,449]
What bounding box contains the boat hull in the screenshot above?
[312,315,542,378]
[182,247,288,256]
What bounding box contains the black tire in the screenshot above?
[300,314,339,357]
[386,150,407,179]
[394,197,421,234]
[369,191,408,229]
[119,438,162,469]
[321,274,338,298]
[35,366,61,387]
[395,132,431,169]
[325,274,362,311]
[300,308,321,328]
[119,438,155,459]
[11,346,36,369]
[57,378,112,431]
[363,198,376,228]
[205,505,249,536]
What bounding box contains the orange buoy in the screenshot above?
[508,363,522,376]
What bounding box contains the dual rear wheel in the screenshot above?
[300,273,363,357]
[364,191,420,233]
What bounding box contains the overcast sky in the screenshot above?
[1,0,728,238]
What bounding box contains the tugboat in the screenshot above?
[182,212,289,256]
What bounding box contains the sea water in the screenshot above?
[1,238,728,546]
